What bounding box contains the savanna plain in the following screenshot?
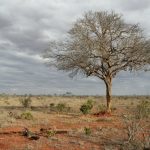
[0,95,149,150]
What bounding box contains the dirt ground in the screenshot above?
[0,95,149,150]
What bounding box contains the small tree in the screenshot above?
[44,11,150,112]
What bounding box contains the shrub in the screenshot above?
[56,103,66,112]
[111,107,117,111]
[56,103,70,112]
[84,127,91,136]
[47,130,56,137]
[20,112,33,120]
[86,99,93,109]
[97,104,106,113]
[80,104,90,115]
[8,111,20,119]
[20,96,32,108]
[49,103,71,113]
[131,102,134,105]
[50,103,55,108]
[80,99,93,115]
[121,118,150,150]
[136,100,150,119]
[49,103,55,111]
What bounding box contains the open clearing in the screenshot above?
[0,95,149,150]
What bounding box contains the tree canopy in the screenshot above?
[44,11,150,112]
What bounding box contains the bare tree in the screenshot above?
[44,11,150,112]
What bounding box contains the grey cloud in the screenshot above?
[0,0,66,53]
[0,15,12,29]
[115,0,150,11]
[0,0,149,95]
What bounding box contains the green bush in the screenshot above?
[50,103,55,108]
[20,112,33,120]
[84,127,91,136]
[56,103,71,112]
[86,99,93,109]
[49,103,71,113]
[49,103,55,111]
[56,103,66,112]
[80,105,90,114]
[80,99,93,115]
[47,130,56,137]
[136,100,150,119]
[20,96,32,108]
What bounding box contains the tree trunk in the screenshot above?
[104,78,112,113]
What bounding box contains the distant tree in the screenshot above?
[65,92,73,96]
[44,11,150,112]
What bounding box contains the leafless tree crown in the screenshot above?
[45,11,150,80]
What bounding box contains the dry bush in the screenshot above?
[136,100,150,119]
[19,96,32,108]
[121,115,150,150]
[49,103,71,113]
[20,112,33,120]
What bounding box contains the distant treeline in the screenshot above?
[0,93,149,99]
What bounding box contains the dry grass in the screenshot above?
[0,95,149,150]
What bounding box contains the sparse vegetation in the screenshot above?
[49,103,55,111]
[20,96,32,108]
[56,103,67,112]
[136,100,150,119]
[49,102,71,113]
[0,95,149,150]
[80,99,94,115]
[8,111,20,119]
[20,112,33,120]
[49,103,55,108]
[121,114,150,150]
[97,104,106,113]
[47,130,56,137]
[84,127,91,136]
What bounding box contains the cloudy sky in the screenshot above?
[0,0,150,95]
